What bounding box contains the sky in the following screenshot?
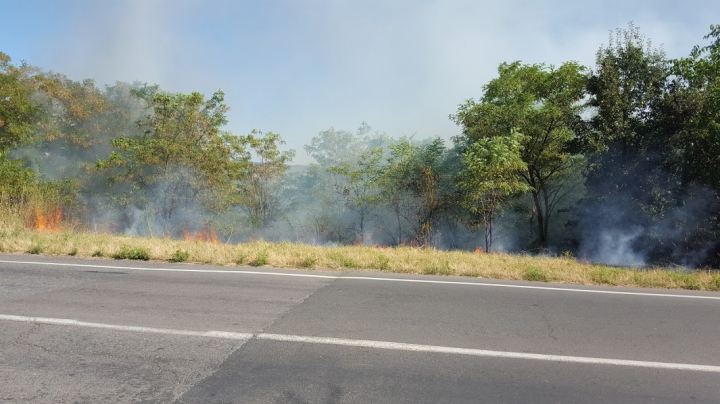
[2,0,718,163]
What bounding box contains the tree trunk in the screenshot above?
[532,191,547,248]
[485,215,493,253]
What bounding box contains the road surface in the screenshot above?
[1,254,719,403]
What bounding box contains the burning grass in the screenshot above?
[0,227,718,291]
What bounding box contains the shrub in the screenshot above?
[92,250,104,257]
[169,249,189,263]
[375,254,390,271]
[113,245,151,261]
[590,266,624,285]
[68,247,78,256]
[669,272,701,290]
[249,250,268,267]
[422,261,453,276]
[332,253,357,269]
[299,255,318,268]
[26,245,43,254]
[709,275,720,291]
[523,266,548,282]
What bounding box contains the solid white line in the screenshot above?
[0,259,337,279]
[1,259,719,300]
[2,313,719,373]
[341,276,720,299]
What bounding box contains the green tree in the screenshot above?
[380,138,455,247]
[584,23,668,154]
[453,61,587,248]
[581,23,670,221]
[457,132,530,252]
[0,52,41,152]
[300,124,391,244]
[0,53,43,215]
[668,25,720,191]
[97,89,246,234]
[658,25,720,267]
[328,147,383,244]
[235,130,295,229]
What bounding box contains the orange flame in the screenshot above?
[34,209,46,230]
[182,226,220,244]
[52,207,61,229]
[474,246,482,254]
[33,207,62,232]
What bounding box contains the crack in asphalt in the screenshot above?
[534,302,558,342]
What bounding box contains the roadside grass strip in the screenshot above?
[1,228,719,290]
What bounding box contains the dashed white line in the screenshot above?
[2,313,719,373]
[1,259,720,300]
[0,314,254,339]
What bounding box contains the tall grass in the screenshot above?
[0,227,718,291]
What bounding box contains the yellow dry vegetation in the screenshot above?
[1,228,719,291]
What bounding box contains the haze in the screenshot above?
[1,0,716,163]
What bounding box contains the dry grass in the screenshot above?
[1,227,719,291]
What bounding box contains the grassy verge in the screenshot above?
[1,228,719,291]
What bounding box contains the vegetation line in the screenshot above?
[1,229,718,291]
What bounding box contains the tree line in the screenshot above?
[1,23,719,267]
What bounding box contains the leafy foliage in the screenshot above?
[169,249,190,262]
[113,245,151,260]
[457,132,530,251]
[0,52,42,152]
[328,147,383,243]
[97,89,247,233]
[379,138,456,246]
[235,130,295,229]
[453,61,587,248]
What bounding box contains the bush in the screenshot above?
[375,254,390,271]
[68,247,78,256]
[669,272,701,290]
[113,245,151,261]
[590,266,624,285]
[92,250,104,257]
[26,245,43,254]
[249,250,268,267]
[709,275,720,291]
[422,261,453,276]
[299,255,317,268]
[169,249,189,263]
[332,253,357,269]
[523,266,548,282]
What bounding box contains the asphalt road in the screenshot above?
[1,254,719,403]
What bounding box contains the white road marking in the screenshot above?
[1,259,719,300]
[2,313,719,373]
[0,314,253,339]
[0,259,337,279]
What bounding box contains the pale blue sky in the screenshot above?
[2,0,718,163]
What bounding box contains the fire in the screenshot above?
[33,207,62,232]
[34,209,46,230]
[182,226,219,244]
[474,246,482,254]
